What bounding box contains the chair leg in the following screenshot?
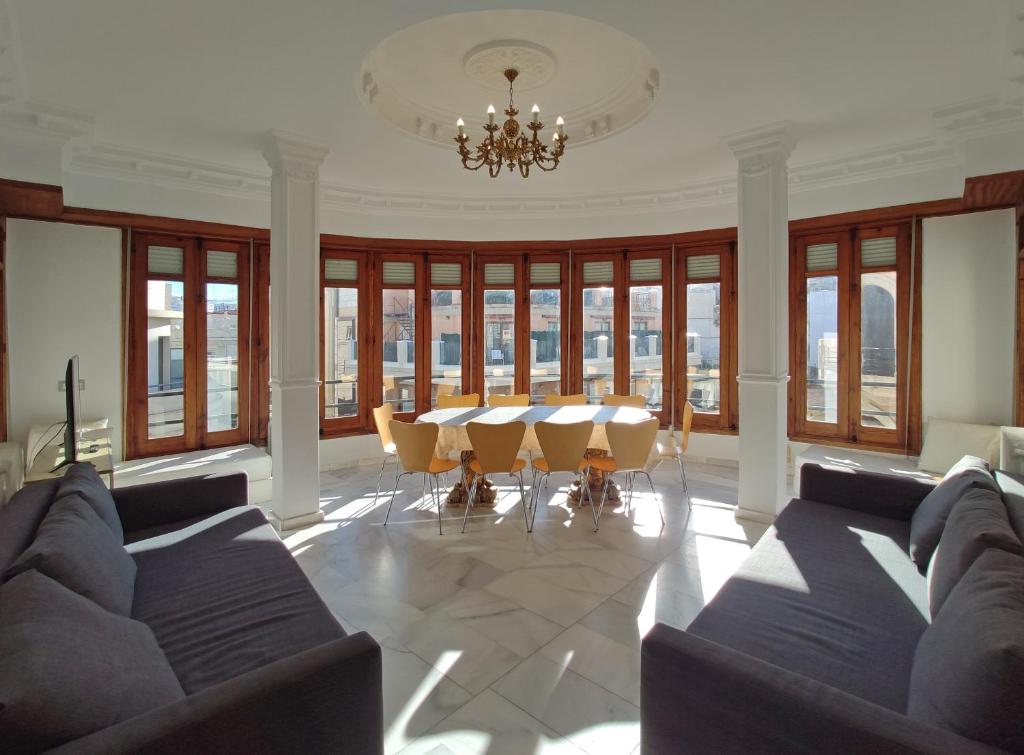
[641,470,665,527]
[383,470,406,526]
[593,471,612,532]
[461,477,479,534]
[516,472,530,533]
[678,456,691,508]
[373,454,389,508]
[430,474,443,535]
[529,473,546,532]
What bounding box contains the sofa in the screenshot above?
[641,456,1024,754]
[0,464,383,754]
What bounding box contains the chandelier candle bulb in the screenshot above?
[532,104,540,125]
[556,116,565,137]
[487,105,495,125]
[456,118,465,137]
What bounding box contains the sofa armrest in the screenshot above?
[641,623,996,755]
[798,463,934,521]
[51,632,383,755]
[111,472,250,534]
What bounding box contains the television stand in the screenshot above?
[25,428,115,488]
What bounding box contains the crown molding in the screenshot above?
[63,132,968,219]
[933,95,1024,143]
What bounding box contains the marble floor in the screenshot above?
[283,461,770,755]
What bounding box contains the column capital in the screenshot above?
[262,129,329,180]
[723,121,795,165]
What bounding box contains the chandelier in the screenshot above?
[455,68,567,178]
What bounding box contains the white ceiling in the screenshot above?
[8,0,1018,202]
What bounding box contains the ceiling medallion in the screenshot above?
[455,68,566,178]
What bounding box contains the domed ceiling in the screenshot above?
[3,0,1021,218]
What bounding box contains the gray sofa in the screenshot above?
[0,464,383,754]
[641,458,1024,754]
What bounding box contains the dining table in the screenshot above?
[415,404,653,507]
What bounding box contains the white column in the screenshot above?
[262,130,329,531]
[725,123,795,524]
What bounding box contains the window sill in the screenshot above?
[787,433,916,456]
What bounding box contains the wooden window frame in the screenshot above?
[126,231,252,458]
[373,252,427,422]
[426,252,472,407]
[474,254,528,398]
[676,242,738,433]
[625,248,671,422]
[789,223,914,451]
[571,251,622,399]
[320,247,370,436]
[525,252,570,402]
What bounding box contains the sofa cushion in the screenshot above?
[908,549,1024,752]
[0,478,59,574]
[56,462,123,542]
[995,469,1024,540]
[0,570,184,753]
[687,499,927,712]
[908,455,999,572]
[916,417,999,474]
[927,486,1022,617]
[4,494,137,615]
[128,506,345,693]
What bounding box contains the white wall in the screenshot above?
[922,209,1016,427]
[6,220,123,459]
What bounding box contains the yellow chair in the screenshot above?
[602,394,647,408]
[530,420,596,530]
[488,393,530,408]
[384,420,460,535]
[652,401,694,502]
[437,392,481,409]
[589,418,662,531]
[544,394,587,406]
[463,421,529,533]
[371,404,397,508]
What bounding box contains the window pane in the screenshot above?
[431,289,462,404]
[324,287,359,419]
[530,289,561,402]
[806,275,839,423]
[206,283,239,432]
[483,289,515,400]
[860,271,897,429]
[630,285,663,410]
[147,279,185,439]
[582,287,614,402]
[383,289,416,412]
[685,282,721,414]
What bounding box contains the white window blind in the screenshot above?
[806,243,839,272]
[430,262,461,286]
[382,261,415,285]
[629,257,662,281]
[530,262,560,285]
[860,237,897,267]
[484,263,515,285]
[582,260,614,284]
[148,246,184,276]
[686,254,720,279]
[207,251,237,279]
[324,258,358,281]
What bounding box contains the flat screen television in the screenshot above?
[51,355,82,472]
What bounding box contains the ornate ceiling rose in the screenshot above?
[358,10,659,151]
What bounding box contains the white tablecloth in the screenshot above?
[416,405,652,457]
